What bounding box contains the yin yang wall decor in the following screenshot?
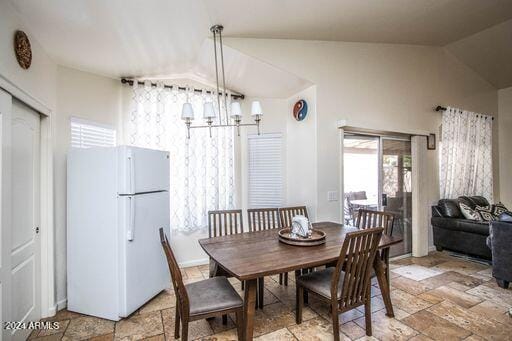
[293,99,308,121]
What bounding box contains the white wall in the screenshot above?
[224,38,499,222]
[0,1,56,112]
[286,86,318,220]
[54,65,121,306]
[498,87,512,207]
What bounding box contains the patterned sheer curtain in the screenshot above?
[126,81,236,233]
[439,107,493,201]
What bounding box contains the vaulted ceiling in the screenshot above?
[8,0,512,92]
[446,19,512,89]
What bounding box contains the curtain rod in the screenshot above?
[120,78,245,100]
[434,105,494,120]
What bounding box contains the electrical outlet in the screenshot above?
[327,191,338,202]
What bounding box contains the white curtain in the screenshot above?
[439,107,493,201]
[126,81,236,233]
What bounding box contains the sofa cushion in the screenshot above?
[456,220,490,235]
[458,196,490,209]
[438,199,463,218]
[431,216,489,235]
[470,196,491,207]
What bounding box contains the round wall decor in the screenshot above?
[293,99,308,121]
[14,30,32,69]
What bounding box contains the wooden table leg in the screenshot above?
[243,279,257,340]
[257,277,264,309]
[374,251,394,317]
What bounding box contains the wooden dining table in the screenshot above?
[199,221,403,341]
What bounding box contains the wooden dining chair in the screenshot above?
[208,209,244,237]
[295,227,384,340]
[248,207,280,232]
[355,208,394,236]
[207,209,249,317]
[247,208,286,308]
[355,208,395,281]
[279,206,309,229]
[207,209,244,277]
[159,228,243,341]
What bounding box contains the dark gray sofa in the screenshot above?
[431,196,491,260]
[487,212,512,289]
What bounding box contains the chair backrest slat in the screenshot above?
[278,206,308,229]
[331,227,383,310]
[248,208,280,231]
[355,208,394,236]
[208,209,244,237]
[159,228,189,310]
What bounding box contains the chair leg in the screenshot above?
[241,281,245,290]
[284,272,288,286]
[236,310,244,340]
[331,303,340,341]
[279,273,283,285]
[296,285,304,324]
[181,319,188,341]
[303,289,309,305]
[222,314,228,325]
[174,303,180,338]
[364,300,372,336]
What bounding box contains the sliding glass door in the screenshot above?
[343,133,412,257]
[381,138,412,257]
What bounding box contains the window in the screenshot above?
[70,117,116,148]
[248,133,284,208]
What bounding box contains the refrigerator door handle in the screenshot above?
[127,196,135,241]
[127,149,135,194]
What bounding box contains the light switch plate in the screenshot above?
[327,191,338,202]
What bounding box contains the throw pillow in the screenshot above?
[475,205,495,221]
[459,202,482,221]
[492,202,509,218]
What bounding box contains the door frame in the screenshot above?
[338,121,431,258]
[0,74,55,318]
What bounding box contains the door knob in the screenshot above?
[35,226,40,234]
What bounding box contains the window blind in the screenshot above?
[248,133,284,208]
[70,117,116,148]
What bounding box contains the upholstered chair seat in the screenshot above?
[296,267,344,299]
[186,277,243,316]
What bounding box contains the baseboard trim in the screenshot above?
[428,245,437,252]
[389,253,412,261]
[56,298,67,311]
[46,305,57,318]
[178,258,209,268]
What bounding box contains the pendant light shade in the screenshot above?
[203,102,216,119]
[230,102,242,118]
[181,102,194,120]
[251,101,263,116]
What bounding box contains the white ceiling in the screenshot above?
[446,19,512,89]
[8,0,512,93]
[205,0,512,45]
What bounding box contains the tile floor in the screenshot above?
[30,252,511,340]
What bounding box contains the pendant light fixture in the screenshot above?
[182,25,263,138]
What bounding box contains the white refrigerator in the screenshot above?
[67,146,170,321]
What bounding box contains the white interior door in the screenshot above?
[2,97,41,341]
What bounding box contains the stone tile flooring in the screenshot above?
[31,252,511,340]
